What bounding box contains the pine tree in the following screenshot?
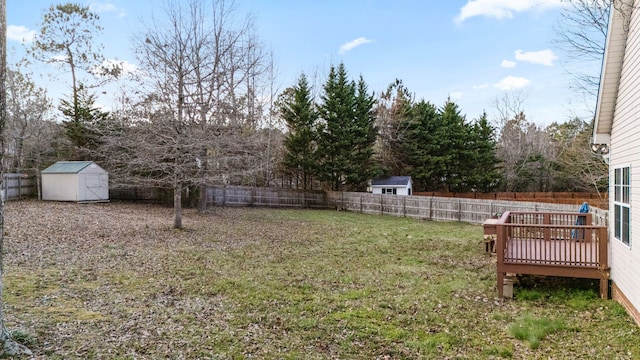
[316,63,378,191]
[345,76,379,188]
[59,84,109,159]
[439,99,473,192]
[467,112,501,192]
[402,100,442,191]
[278,73,318,189]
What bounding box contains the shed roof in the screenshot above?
[42,161,96,174]
[371,176,412,186]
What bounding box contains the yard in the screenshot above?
[2,200,639,359]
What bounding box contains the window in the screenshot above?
[614,166,631,246]
[382,188,397,195]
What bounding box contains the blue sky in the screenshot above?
[7,0,600,126]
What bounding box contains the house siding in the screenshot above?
[609,0,640,324]
[371,186,411,196]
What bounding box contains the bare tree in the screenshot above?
[5,64,53,172]
[497,112,557,192]
[493,89,528,127]
[0,0,33,355]
[374,79,413,175]
[554,0,612,97]
[548,118,608,194]
[101,0,270,228]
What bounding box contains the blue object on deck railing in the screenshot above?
[572,202,590,239]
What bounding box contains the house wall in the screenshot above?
[609,0,640,325]
[42,174,79,201]
[371,185,411,196]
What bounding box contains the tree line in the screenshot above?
[278,72,606,195]
[5,1,608,229]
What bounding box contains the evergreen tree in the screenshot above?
[402,100,443,191]
[277,73,318,189]
[402,99,497,192]
[59,84,109,159]
[316,63,378,191]
[467,112,501,192]
[345,76,379,187]
[438,99,473,192]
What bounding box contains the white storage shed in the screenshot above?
[42,161,109,202]
[371,176,412,196]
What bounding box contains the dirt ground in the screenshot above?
[3,200,271,358]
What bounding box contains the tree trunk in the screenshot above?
[174,180,183,229]
[198,183,207,212]
[0,0,32,355]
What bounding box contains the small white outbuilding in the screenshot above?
[42,161,109,202]
[370,176,413,196]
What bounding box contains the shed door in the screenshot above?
[84,174,107,200]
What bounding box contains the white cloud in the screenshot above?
[338,37,373,54]
[107,59,138,74]
[494,76,530,90]
[501,60,517,68]
[91,59,139,78]
[50,54,69,63]
[455,0,564,23]
[515,49,558,66]
[7,25,35,44]
[90,2,126,17]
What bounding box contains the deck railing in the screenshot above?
[496,211,609,298]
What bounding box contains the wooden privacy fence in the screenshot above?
[327,191,608,226]
[2,174,35,200]
[202,186,608,226]
[206,186,327,208]
[415,191,608,209]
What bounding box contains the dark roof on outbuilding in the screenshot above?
[371,176,412,186]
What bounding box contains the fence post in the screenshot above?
[429,197,433,220]
[251,187,256,206]
[458,199,462,222]
[360,195,363,213]
[403,197,407,217]
[380,194,383,215]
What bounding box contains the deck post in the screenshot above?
[496,214,507,297]
[599,278,609,299]
[599,226,609,299]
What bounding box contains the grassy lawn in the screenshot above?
[3,200,639,359]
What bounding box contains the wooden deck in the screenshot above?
[496,211,609,298]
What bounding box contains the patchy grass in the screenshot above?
[2,200,640,359]
[509,314,565,349]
